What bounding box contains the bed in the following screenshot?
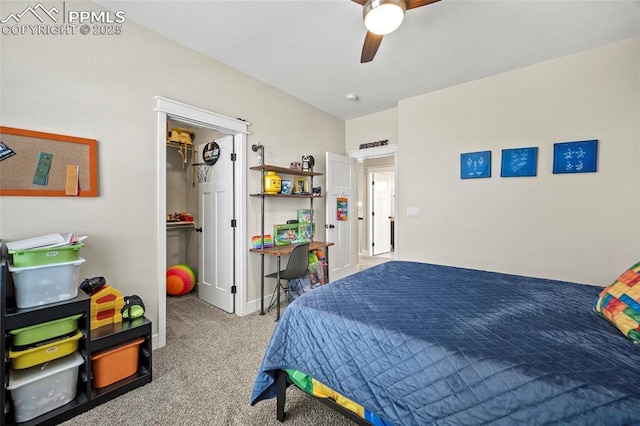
[250,261,640,425]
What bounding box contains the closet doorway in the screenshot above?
[156,97,248,350]
[166,122,236,313]
[166,120,224,273]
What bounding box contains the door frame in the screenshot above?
[347,144,399,261]
[156,97,249,349]
[367,166,394,256]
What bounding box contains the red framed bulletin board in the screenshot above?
[0,126,98,197]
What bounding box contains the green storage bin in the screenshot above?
[9,314,83,347]
[9,243,84,267]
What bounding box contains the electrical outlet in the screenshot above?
[407,207,419,217]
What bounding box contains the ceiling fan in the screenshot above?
[352,0,441,63]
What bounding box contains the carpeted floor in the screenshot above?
[358,252,394,271]
[61,291,356,425]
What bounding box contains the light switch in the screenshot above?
[407,207,419,217]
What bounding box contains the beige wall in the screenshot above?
[346,108,398,152]
[396,37,640,286]
[0,1,344,338]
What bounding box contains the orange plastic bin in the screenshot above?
[91,337,144,388]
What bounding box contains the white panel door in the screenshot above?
[325,152,357,281]
[198,135,234,313]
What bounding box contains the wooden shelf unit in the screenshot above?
[250,164,323,315]
[249,165,322,199]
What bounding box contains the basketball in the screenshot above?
[166,264,197,296]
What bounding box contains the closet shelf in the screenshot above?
[166,222,195,229]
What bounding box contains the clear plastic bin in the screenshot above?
[8,258,84,308]
[7,351,84,423]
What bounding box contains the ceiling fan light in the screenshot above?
[364,0,406,35]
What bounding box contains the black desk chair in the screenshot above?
[267,243,309,318]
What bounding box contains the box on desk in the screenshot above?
[273,224,300,246]
[297,208,313,223]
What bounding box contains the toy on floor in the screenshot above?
[166,264,197,296]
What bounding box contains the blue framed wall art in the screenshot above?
[553,140,598,174]
[460,151,491,179]
[501,147,538,177]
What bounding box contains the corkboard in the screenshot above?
[0,126,98,196]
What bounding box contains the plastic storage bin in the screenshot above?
[91,337,144,388]
[7,351,84,423]
[8,258,85,308]
[9,243,84,267]
[9,314,82,347]
[9,330,83,369]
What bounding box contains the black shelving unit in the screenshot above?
[1,244,152,425]
[1,242,8,424]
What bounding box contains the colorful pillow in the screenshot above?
[594,261,640,343]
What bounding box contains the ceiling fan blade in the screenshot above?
[406,0,440,10]
[361,31,384,63]
[351,0,367,4]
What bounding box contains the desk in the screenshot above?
[251,241,334,320]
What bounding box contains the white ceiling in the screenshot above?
[94,0,640,120]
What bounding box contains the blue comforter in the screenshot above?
[251,261,640,425]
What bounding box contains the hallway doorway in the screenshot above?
[348,144,398,273]
[368,167,394,256]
